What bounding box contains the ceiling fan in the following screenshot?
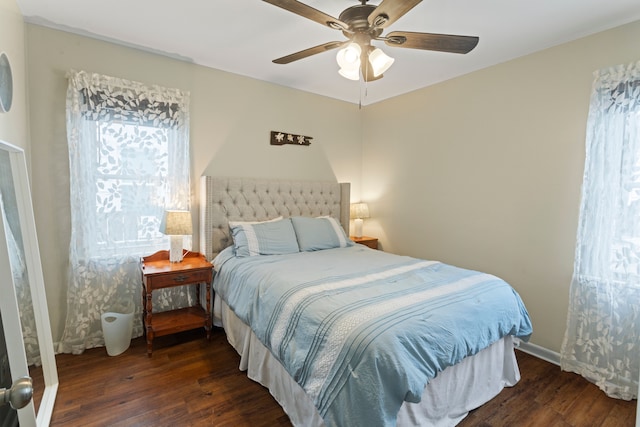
[263,0,479,82]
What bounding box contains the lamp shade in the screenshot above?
[350,202,370,220]
[368,47,394,77]
[336,43,361,70]
[337,43,361,81]
[339,66,360,80]
[160,210,192,236]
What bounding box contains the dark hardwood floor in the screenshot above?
[33,328,636,426]
[459,350,636,427]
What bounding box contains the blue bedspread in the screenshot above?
[213,245,532,427]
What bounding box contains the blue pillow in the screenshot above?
[229,218,300,257]
[291,216,354,251]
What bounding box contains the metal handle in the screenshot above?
[173,275,188,282]
[0,376,33,410]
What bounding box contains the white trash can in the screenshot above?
[101,300,134,356]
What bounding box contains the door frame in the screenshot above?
[0,140,58,426]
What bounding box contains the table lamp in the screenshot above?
[350,202,370,238]
[160,210,192,262]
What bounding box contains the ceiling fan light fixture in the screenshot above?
[368,47,394,77]
[265,0,480,85]
[336,42,361,70]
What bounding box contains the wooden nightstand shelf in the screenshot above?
[350,235,378,250]
[140,250,213,357]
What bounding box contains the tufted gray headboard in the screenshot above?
[199,176,351,260]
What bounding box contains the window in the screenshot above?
[59,71,191,353]
[93,122,170,255]
[561,62,640,400]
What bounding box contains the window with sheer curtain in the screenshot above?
[58,70,193,354]
[560,60,640,400]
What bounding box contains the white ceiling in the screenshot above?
[16,0,640,106]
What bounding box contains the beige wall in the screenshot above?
[0,0,27,150]
[22,15,640,353]
[25,25,362,341]
[362,20,640,352]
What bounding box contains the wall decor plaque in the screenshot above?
[270,130,312,146]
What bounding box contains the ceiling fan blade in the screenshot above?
[263,0,348,31]
[368,0,422,29]
[273,41,347,64]
[384,31,479,54]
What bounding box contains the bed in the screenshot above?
[200,176,532,427]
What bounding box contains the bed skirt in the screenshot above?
[216,299,521,427]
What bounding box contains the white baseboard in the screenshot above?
[516,340,560,366]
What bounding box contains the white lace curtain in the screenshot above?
[58,70,193,354]
[560,60,640,400]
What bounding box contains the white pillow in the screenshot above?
[228,216,282,226]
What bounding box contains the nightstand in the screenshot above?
[140,250,213,357]
[350,235,378,250]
